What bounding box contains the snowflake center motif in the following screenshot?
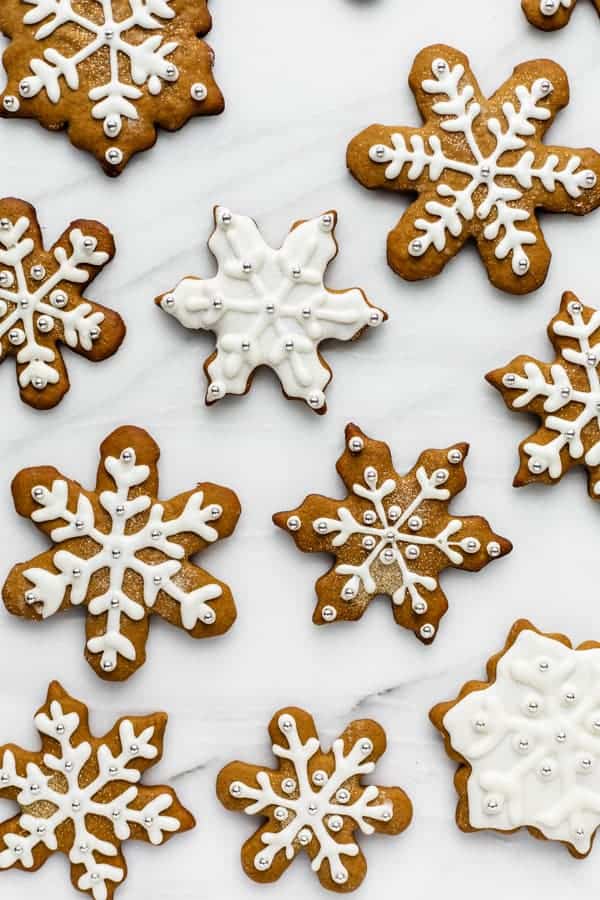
[218,708,412,891]
[157,208,386,414]
[435,623,600,856]
[347,45,600,293]
[487,292,600,498]
[0,682,194,899]
[3,426,240,679]
[275,424,511,643]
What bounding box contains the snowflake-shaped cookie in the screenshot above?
[487,292,600,500]
[0,198,124,409]
[274,424,512,643]
[0,0,224,175]
[217,707,412,892]
[347,44,600,294]
[523,0,600,30]
[156,207,386,414]
[2,425,241,680]
[0,681,194,898]
[431,620,600,857]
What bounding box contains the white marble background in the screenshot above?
[1,0,600,897]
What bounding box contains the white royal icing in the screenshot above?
[24,446,224,672]
[0,698,181,900]
[443,628,600,854]
[16,0,187,149]
[308,447,499,637]
[160,209,384,411]
[0,215,107,391]
[501,299,600,491]
[229,713,393,885]
[540,0,573,15]
[369,58,596,275]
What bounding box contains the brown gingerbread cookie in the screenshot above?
[523,0,600,30]
[347,44,600,294]
[217,707,412,892]
[156,207,386,414]
[0,681,195,898]
[0,0,224,175]
[430,619,600,857]
[273,424,512,643]
[487,291,600,499]
[0,197,124,409]
[2,425,241,681]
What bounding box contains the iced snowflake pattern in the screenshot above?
[0,682,194,899]
[0,198,123,408]
[0,0,223,173]
[2,426,240,680]
[432,621,600,857]
[487,292,600,499]
[274,424,512,643]
[523,0,600,30]
[218,707,412,891]
[157,208,386,414]
[347,44,600,293]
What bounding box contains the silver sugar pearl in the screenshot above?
[287,516,301,531]
[420,623,435,640]
[322,605,337,622]
[191,82,208,101]
[348,436,364,454]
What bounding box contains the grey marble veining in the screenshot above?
[1,0,600,897]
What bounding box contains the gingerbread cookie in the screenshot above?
[2,425,241,680]
[487,292,600,499]
[431,619,600,857]
[0,681,195,897]
[523,0,600,30]
[217,707,412,892]
[0,198,124,409]
[0,0,224,175]
[273,424,512,643]
[347,44,600,294]
[156,207,386,415]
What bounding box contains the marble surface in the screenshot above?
[1,0,600,897]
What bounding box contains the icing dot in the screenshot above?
[321,605,337,622]
[555,731,567,743]
[286,515,301,531]
[387,505,401,522]
[359,739,373,755]
[333,870,348,884]
[255,855,270,871]
[413,599,428,615]
[229,782,243,797]
[307,392,325,410]
[191,82,208,101]
[320,214,334,231]
[404,545,420,560]
[362,535,376,550]
[336,788,350,804]
[448,448,463,464]
[408,515,422,531]
[568,300,583,316]
[328,815,344,832]
[433,469,448,485]
[281,778,297,795]
[2,95,20,112]
[485,795,503,815]
[9,328,25,345]
[363,510,377,525]
[105,147,124,166]
[312,770,328,787]
[348,436,364,454]
[104,116,121,137]
[101,659,115,672]
[274,806,289,821]
[50,289,68,308]
[486,541,502,558]
[380,547,395,564]
[298,828,312,846]
[409,238,425,257]
[420,623,435,640]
